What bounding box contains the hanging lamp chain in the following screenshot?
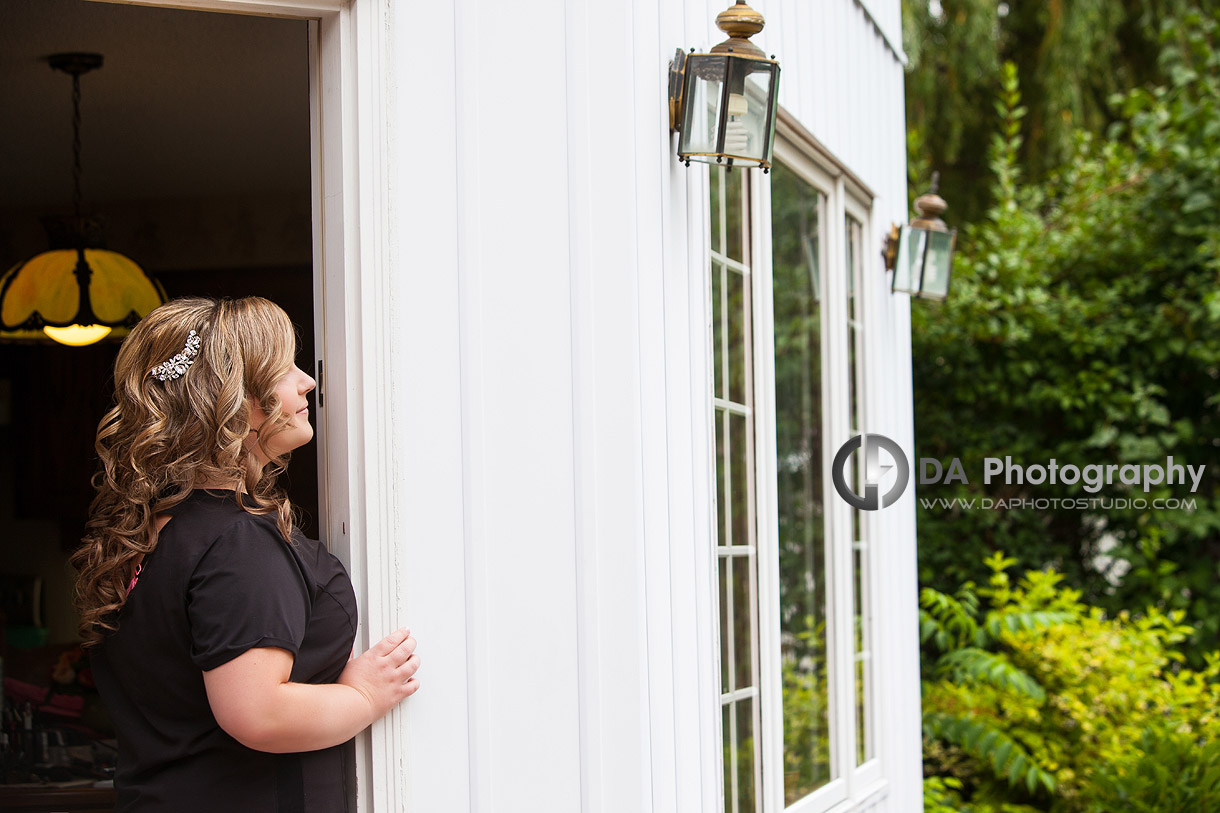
[72,71,83,219]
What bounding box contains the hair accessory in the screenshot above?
[150,330,202,382]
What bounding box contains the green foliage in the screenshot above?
[912,7,1220,666]
[902,0,1211,223]
[1084,723,1220,811]
[924,713,1056,794]
[923,553,1220,812]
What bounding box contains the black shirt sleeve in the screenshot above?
[186,517,311,671]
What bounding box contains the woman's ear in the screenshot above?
[243,396,270,465]
[246,395,268,433]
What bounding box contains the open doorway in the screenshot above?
[0,1,318,805]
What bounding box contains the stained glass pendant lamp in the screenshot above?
[0,53,164,346]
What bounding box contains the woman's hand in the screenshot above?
[202,629,420,753]
[338,627,421,719]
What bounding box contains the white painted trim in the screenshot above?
[690,161,725,813]
[753,163,785,813]
[88,0,344,16]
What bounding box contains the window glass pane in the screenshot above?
[720,555,730,694]
[733,553,756,693]
[716,409,727,548]
[723,703,733,813]
[711,161,723,256]
[846,217,860,426]
[726,166,746,263]
[856,659,866,764]
[727,269,748,406]
[846,214,874,765]
[853,543,863,653]
[710,165,761,813]
[729,412,752,549]
[736,698,758,812]
[770,160,833,800]
[713,264,725,399]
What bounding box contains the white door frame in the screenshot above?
[86,2,438,810]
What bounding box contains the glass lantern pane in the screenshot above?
[680,55,728,160]
[723,59,775,165]
[764,65,780,165]
[919,229,956,300]
[898,226,928,295]
[890,226,911,293]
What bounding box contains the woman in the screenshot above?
[71,296,419,811]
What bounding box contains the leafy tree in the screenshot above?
[901,0,1213,223]
[911,8,1220,664]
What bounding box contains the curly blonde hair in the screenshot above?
[72,296,303,646]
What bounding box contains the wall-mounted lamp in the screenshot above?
[884,173,956,301]
[0,53,164,346]
[669,1,781,172]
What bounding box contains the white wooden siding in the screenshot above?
[375,0,921,810]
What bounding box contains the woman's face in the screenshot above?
[247,364,316,464]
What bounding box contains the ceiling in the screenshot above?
[0,0,310,210]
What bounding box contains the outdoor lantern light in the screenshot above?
[669,1,781,171]
[885,173,957,301]
[0,53,164,346]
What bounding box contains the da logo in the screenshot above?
[832,433,910,510]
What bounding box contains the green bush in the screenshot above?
[1084,723,1220,812]
[922,553,1220,812]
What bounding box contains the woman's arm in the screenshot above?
[202,627,421,753]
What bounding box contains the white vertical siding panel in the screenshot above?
[456,0,583,810]
[860,8,873,185]
[830,0,847,156]
[795,0,815,131]
[749,0,777,82]
[854,2,867,172]
[703,0,718,47]
[782,0,803,123]
[685,6,727,813]
[632,2,687,812]
[812,0,830,142]
[382,0,471,808]
[892,34,925,813]
[565,0,654,810]
[567,0,685,809]
[665,1,722,808]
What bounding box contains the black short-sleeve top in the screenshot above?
[90,490,358,813]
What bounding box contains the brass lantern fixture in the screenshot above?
[0,53,165,346]
[669,1,781,171]
[884,173,957,301]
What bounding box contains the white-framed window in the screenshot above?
[709,129,883,813]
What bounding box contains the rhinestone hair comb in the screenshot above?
[150,330,202,382]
